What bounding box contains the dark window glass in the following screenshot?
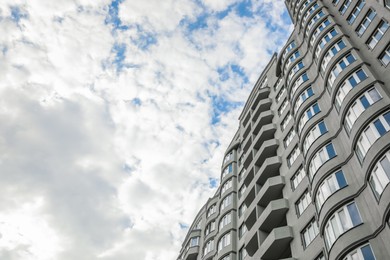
[336,170,347,188]
[326,143,336,158]
[347,203,362,226]
[360,95,370,109]
[383,112,390,125]
[319,121,327,133]
[357,69,367,80]
[374,119,386,136]
[361,245,375,260]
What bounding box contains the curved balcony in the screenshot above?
[252,110,274,135]
[258,199,289,233]
[252,98,272,123]
[258,226,293,260]
[256,156,282,186]
[258,176,285,207]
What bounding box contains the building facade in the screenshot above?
[177,1,390,259]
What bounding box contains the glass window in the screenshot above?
[205,221,215,235]
[356,9,376,36]
[288,146,301,167]
[203,239,214,255]
[309,143,337,179]
[347,0,365,24]
[275,86,286,103]
[284,128,296,148]
[207,204,216,217]
[291,166,306,190]
[238,247,248,260]
[298,102,321,132]
[190,237,200,247]
[339,0,352,15]
[288,61,305,84]
[367,20,389,49]
[324,202,362,248]
[379,44,390,66]
[220,194,233,211]
[369,150,390,198]
[328,53,356,88]
[302,219,319,247]
[217,233,231,252]
[223,151,233,164]
[296,190,312,215]
[306,10,325,34]
[315,27,338,59]
[238,203,247,218]
[344,244,376,260]
[294,86,315,113]
[221,178,233,195]
[222,163,233,179]
[303,120,328,153]
[321,40,347,74]
[239,223,247,238]
[310,19,332,47]
[336,68,368,108]
[219,212,232,230]
[356,111,390,160]
[278,99,289,116]
[290,72,309,97]
[281,112,293,131]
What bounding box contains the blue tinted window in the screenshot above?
[346,53,356,63]
[313,103,320,113]
[348,76,358,87]
[383,112,390,125]
[335,170,347,188]
[347,203,362,226]
[360,95,370,109]
[374,119,387,136]
[296,51,300,58]
[331,29,337,36]
[302,73,309,81]
[361,245,376,260]
[307,110,313,118]
[318,121,327,133]
[325,19,330,26]
[357,69,367,81]
[326,143,336,158]
[307,87,314,96]
[338,40,346,48]
[331,46,338,55]
[228,164,233,173]
[339,60,347,69]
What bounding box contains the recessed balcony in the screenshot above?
[252,98,272,123]
[256,156,282,186]
[259,226,293,260]
[258,199,289,233]
[258,176,285,207]
[253,139,279,168]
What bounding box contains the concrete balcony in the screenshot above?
[253,139,279,169]
[255,156,282,186]
[245,226,259,256]
[244,201,257,231]
[252,98,272,123]
[242,132,253,155]
[258,176,285,207]
[243,150,253,170]
[259,226,293,260]
[252,110,274,134]
[252,123,276,150]
[258,199,289,233]
[251,87,270,111]
[183,246,199,260]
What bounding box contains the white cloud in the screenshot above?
[0,0,291,259]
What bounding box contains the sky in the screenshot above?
[0,0,292,259]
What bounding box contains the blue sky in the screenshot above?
[0,0,292,259]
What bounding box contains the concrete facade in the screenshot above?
[177,1,390,259]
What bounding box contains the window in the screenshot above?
[379,44,390,66]
[220,194,233,211]
[345,87,382,131]
[285,51,301,72]
[238,203,247,218]
[275,86,286,103]
[344,243,376,260]
[347,0,365,24]
[336,68,368,108]
[190,237,200,247]
[306,10,325,34]
[259,77,268,89]
[316,170,347,209]
[207,204,216,217]
[324,202,362,248]
[315,27,338,59]
[220,255,230,260]
[302,3,319,25]
[291,166,306,190]
[369,151,390,198]
[238,184,246,199]
[223,151,233,164]
[284,128,296,148]
[278,99,289,116]
[239,223,247,238]
[298,0,315,21]
[238,247,248,260]
[296,190,311,215]
[281,112,293,131]
[386,0,390,9]
[219,212,232,230]
[282,41,296,62]
[298,103,321,132]
[328,53,356,88]
[294,86,314,113]
[203,239,214,255]
[288,146,301,167]
[356,9,376,36]
[339,0,352,15]
[309,143,337,179]
[205,221,215,235]
[321,40,347,74]
[222,164,233,179]
[288,61,305,84]
[221,178,233,194]
[217,233,231,252]
[238,168,245,182]
[302,219,319,248]
[195,220,202,229]
[310,19,332,47]
[367,20,389,49]
[333,0,340,5]
[303,121,328,153]
[356,111,390,160]
[290,72,309,97]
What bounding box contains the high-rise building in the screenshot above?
[177,1,390,259]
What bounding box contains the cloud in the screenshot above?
[0,0,292,259]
